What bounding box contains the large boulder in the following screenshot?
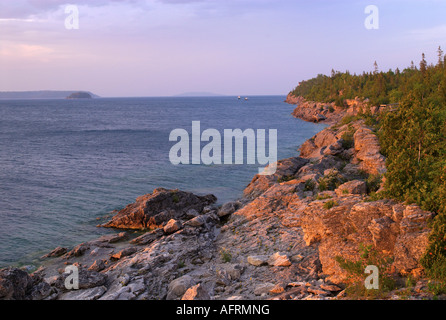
[0,268,33,300]
[335,180,367,196]
[167,275,195,300]
[101,188,217,230]
[218,201,239,217]
[163,219,182,234]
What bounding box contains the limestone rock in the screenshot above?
[244,157,308,199]
[320,283,342,292]
[323,140,344,156]
[313,114,327,122]
[54,267,107,291]
[181,283,210,300]
[353,127,386,175]
[218,201,239,217]
[185,208,200,219]
[64,243,90,258]
[41,247,67,259]
[288,97,345,124]
[268,252,291,267]
[184,215,206,227]
[247,255,269,267]
[314,129,338,149]
[130,228,164,245]
[59,286,107,300]
[254,283,275,296]
[101,188,217,230]
[335,180,367,196]
[269,283,286,294]
[28,280,53,300]
[97,232,127,244]
[0,268,33,300]
[110,247,137,261]
[167,275,195,300]
[88,259,106,272]
[300,198,433,283]
[163,219,182,234]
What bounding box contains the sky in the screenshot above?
[0,0,445,97]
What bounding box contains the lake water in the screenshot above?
[0,96,325,268]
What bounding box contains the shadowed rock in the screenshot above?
[101,188,217,230]
[0,268,33,300]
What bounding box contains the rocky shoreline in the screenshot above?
[0,94,438,300]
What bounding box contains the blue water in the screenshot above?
[0,96,325,267]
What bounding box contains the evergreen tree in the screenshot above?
[438,46,444,67]
[420,53,427,75]
[373,61,379,75]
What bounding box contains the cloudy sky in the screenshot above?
[0,0,445,97]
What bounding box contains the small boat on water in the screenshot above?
[244,97,248,100]
[238,96,241,99]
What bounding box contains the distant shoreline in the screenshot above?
[0,91,100,100]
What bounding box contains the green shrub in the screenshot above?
[318,171,346,191]
[277,175,295,183]
[340,115,358,126]
[341,130,355,149]
[304,179,316,191]
[335,97,345,108]
[335,244,396,299]
[323,199,338,209]
[220,248,232,263]
[316,194,332,200]
[366,174,383,193]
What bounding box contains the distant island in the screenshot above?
[0,91,99,100]
[66,92,93,99]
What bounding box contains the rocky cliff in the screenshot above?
[285,93,388,124]
[0,98,436,300]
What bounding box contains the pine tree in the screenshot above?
[420,53,427,75]
[438,46,444,67]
